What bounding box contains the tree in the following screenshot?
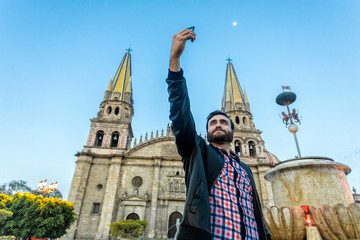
[0,209,13,222]
[0,180,32,196]
[0,184,7,195]
[0,180,63,198]
[8,180,32,194]
[0,192,76,238]
[110,219,148,238]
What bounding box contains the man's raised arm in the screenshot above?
[167,28,197,157]
[169,29,196,72]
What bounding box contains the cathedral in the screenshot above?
[64,50,279,240]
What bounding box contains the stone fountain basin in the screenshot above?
[265,156,353,207]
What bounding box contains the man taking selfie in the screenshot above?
[166,28,271,240]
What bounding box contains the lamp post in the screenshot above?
[37,180,58,196]
[276,86,302,158]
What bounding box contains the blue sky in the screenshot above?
[1,1,360,199]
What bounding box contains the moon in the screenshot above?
[232,21,237,26]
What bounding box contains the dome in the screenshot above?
[264,150,280,165]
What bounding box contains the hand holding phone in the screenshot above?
[187,26,195,42]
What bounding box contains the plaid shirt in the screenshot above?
[209,146,259,240]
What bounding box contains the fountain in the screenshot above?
[263,87,359,240]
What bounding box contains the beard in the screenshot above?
[207,127,233,143]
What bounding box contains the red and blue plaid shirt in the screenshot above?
[209,146,259,240]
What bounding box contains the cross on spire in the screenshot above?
[126,47,132,53]
[226,57,232,63]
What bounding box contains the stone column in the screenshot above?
[63,155,92,240]
[158,200,165,238]
[258,166,274,207]
[118,203,125,221]
[163,200,169,238]
[147,159,161,238]
[96,157,122,239]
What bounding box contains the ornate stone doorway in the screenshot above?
[167,211,182,238]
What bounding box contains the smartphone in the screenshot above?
[187,26,195,31]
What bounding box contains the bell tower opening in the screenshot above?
[110,131,119,147]
[249,141,256,156]
[235,140,241,156]
[94,131,104,147]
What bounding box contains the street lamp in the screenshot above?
[276,86,302,158]
[37,179,58,196]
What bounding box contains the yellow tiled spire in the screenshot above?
[221,58,249,112]
[243,87,251,112]
[110,49,132,102]
[103,76,114,101]
[106,76,113,92]
[243,87,249,103]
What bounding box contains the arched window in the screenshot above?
[243,117,247,125]
[107,106,112,114]
[111,131,119,147]
[126,213,140,220]
[168,212,182,238]
[249,141,256,156]
[234,140,241,156]
[94,131,104,147]
[115,107,120,115]
[235,116,240,124]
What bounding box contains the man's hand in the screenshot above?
[170,29,196,72]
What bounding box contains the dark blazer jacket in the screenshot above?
[167,69,271,240]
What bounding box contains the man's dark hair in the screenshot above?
[206,110,234,131]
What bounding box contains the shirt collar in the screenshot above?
[212,145,238,159]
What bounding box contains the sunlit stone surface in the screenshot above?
[263,204,360,240]
[263,156,360,240]
[305,226,322,240]
[262,206,306,240]
[265,156,353,207]
[310,203,360,239]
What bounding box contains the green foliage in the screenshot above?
[0,209,13,222]
[0,192,76,238]
[110,219,148,238]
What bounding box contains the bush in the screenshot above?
[0,192,76,238]
[0,209,13,222]
[110,219,148,238]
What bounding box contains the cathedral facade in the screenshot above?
[64,51,279,240]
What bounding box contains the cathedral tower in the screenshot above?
[221,58,278,207]
[87,49,134,150]
[65,50,134,240]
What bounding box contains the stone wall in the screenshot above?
[66,134,276,239]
